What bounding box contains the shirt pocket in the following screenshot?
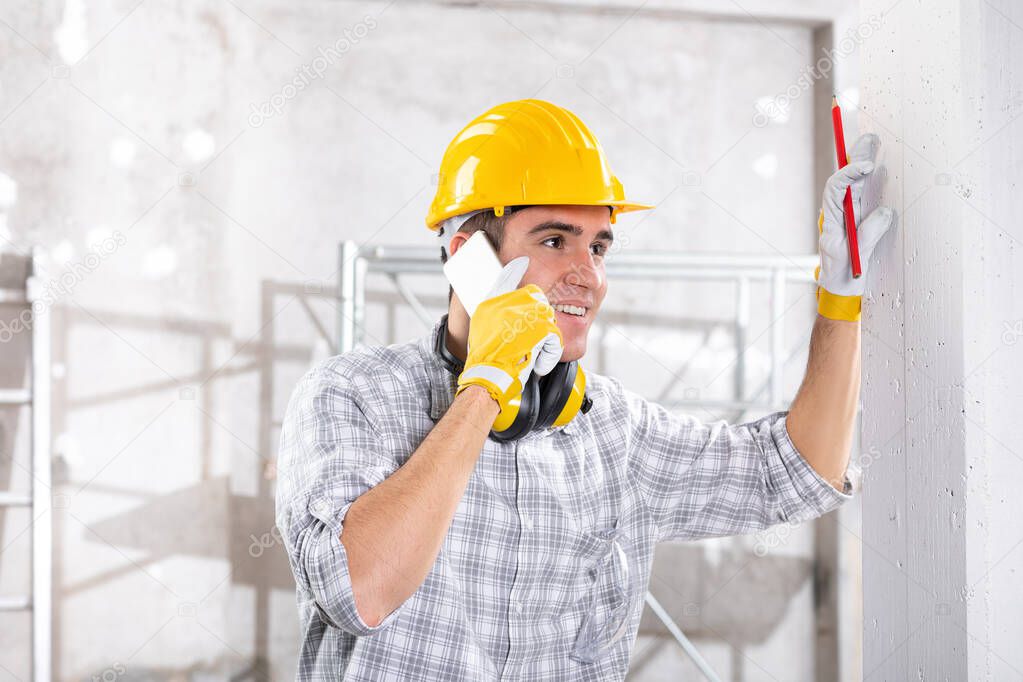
[568,519,635,664]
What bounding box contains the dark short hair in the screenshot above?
[441,206,530,304]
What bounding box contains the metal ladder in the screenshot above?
[0,247,52,681]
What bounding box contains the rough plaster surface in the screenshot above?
[860,0,1023,678]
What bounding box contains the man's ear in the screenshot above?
[448,232,469,258]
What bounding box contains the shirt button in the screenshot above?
[511,600,522,614]
[522,515,533,530]
[310,497,331,521]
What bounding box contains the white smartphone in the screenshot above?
[443,230,527,317]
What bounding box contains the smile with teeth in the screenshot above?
[553,304,587,317]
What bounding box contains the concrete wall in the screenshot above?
[860,0,1023,678]
[0,1,855,679]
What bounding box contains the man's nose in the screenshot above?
[562,247,602,290]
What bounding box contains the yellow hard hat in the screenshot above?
[425,99,652,231]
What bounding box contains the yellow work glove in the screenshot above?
[815,132,897,321]
[456,257,564,412]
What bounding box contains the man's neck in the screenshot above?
[445,300,469,363]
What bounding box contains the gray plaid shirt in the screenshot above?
[275,317,852,681]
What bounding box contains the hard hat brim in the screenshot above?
[426,200,654,231]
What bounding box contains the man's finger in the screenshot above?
[857,206,897,256]
[825,161,875,214]
[486,256,530,298]
[829,160,875,193]
[532,331,564,376]
[848,132,880,165]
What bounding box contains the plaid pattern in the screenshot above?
[275,317,853,681]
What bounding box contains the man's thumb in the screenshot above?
[532,331,564,376]
[858,207,897,256]
[485,256,530,298]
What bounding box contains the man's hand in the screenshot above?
[456,257,564,412]
[815,132,898,321]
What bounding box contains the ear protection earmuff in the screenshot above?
[434,314,592,442]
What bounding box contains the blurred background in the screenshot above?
[0,0,875,679]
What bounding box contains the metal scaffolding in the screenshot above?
[0,248,52,682]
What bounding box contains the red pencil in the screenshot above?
[830,96,862,278]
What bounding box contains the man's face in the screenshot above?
[497,205,612,362]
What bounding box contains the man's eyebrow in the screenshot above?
[526,221,614,243]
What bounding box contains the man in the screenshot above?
[275,99,895,680]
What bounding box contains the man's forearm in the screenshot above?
[340,385,499,627]
[786,314,861,490]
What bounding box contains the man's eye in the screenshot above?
[541,236,563,248]
[592,243,608,256]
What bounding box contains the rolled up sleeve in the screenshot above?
[275,363,409,637]
[618,379,853,542]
